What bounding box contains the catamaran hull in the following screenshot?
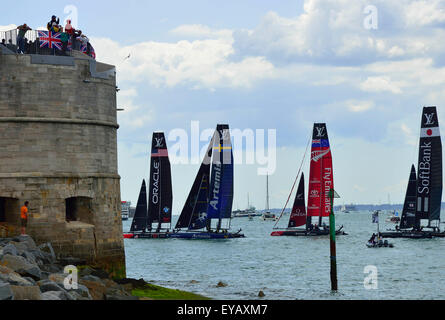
[123,232,171,239]
[170,232,245,239]
[270,229,347,237]
[380,231,433,239]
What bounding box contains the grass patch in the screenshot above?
[131,283,210,300]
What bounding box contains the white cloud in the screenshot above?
[346,100,374,113]
[359,76,403,94]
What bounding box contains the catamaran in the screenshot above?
[171,124,244,239]
[271,123,346,237]
[124,132,173,239]
[381,107,443,239]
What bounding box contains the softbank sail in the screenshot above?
[124,132,173,239]
[383,107,444,239]
[171,124,245,239]
[271,123,346,237]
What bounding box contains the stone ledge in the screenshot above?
[0,173,120,179]
[0,117,119,129]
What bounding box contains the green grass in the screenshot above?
[131,283,210,300]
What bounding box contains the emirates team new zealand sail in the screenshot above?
[271,123,346,237]
[124,132,173,239]
[171,124,244,239]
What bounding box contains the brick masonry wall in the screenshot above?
[0,54,125,277]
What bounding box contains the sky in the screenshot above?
[3,0,445,212]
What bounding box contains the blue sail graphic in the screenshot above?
[206,125,234,220]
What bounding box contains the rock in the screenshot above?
[105,294,139,300]
[79,266,95,277]
[217,281,228,288]
[81,275,102,282]
[73,284,92,300]
[80,279,107,300]
[20,251,37,265]
[13,235,37,250]
[0,255,42,280]
[10,285,42,300]
[114,278,146,289]
[37,280,66,293]
[2,272,34,286]
[48,273,67,285]
[23,277,37,286]
[0,283,14,300]
[91,269,110,279]
[189,280,199,284]
[41,291,62,300]
[41,264,63,273]
[258,290,265,298]
[2,243,18,256]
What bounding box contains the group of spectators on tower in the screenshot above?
[0,14,93,57]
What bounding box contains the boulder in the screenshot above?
[2,243,18,256]
[12,235,37,250]
[80,278,107,300]
[73,284,92,300]
[0,283,14,300]
[0,255,42,280]
[10,285,42,300]
[41,291,62,300]
[37,280,66,293]
[79,266,95,277]
[91,269,110,279]
[217,281,228,288]
[258,290,265,298]
[3,272,34,286]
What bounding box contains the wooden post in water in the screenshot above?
[329,188,339,291]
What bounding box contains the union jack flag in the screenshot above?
[38,31,62,50]
[80,44,96,59]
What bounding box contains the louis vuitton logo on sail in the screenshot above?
[424,113,435,126]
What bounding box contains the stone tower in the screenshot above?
[0,48,125,278]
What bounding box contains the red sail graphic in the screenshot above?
[307,123,334,217]
[288,173,307,228]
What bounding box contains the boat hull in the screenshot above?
[170,231,245,239]
[380,231,434,239]
[270,229,347,237]
[123,232,171,239]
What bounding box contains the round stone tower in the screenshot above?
[0,49,125,278]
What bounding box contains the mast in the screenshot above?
[266,174,270,212]
[415,107,442,230]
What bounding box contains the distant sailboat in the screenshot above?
[171,124,245,239]
[124,132,173,239]
[382,107,443,239]
[271,123,346,237]
[260,174,278,221]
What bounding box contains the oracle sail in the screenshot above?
[307,123,334,226]
[399,165,417,230]
[415,107,443,229]
[288,173,307,228]
[124,132,173,239]
[172,124,243,239]
[130,180,148,233]
[147,132,173,232]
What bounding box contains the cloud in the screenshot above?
[359,76,403,94]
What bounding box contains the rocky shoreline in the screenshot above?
[0,235,181,300]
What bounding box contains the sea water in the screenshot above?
[123,210,445,300]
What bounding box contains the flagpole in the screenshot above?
[329,188,338,291]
